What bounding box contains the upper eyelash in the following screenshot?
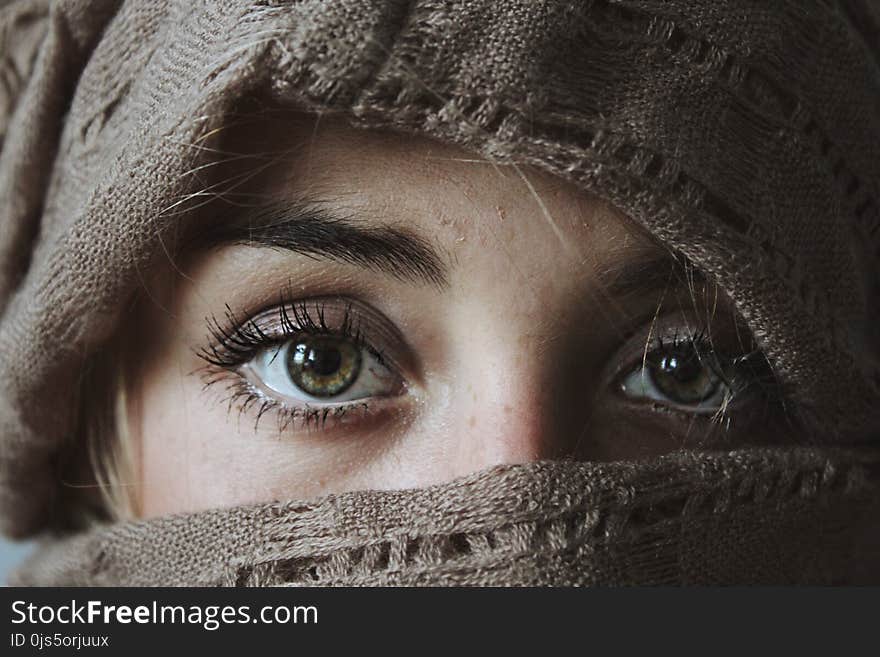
[197,298,377,371]
[641,327,790,429]
[198,299,790,436]
[196,299,387,433]
[653,328,777,384]
[614,326,799,451]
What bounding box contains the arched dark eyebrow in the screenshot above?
[200,201,448,288]
[199,199,700,302]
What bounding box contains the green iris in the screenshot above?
[648,350,721,405]
[287,337,362,397]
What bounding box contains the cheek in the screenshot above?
[135,364,298,516]
[129,325,263,516]
[133,347,421,517]
[134,351,211,516]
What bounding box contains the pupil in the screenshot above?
[659,353,700,382]
[299,343,342,377]
[649,346,720,405]
[288,337,361,398]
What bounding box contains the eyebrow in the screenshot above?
[596,249,707,301]
[200,199,703,302]
[201,201,448,288]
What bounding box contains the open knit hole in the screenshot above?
[755,473,780,501]
[684,491,716,517]
[700,191,750,234]
[562,510,584,541]
[447,533,472,558]
[371,541,392,570]
[614,142,638,165]
[348,546,365,568]
[404,536,420,563]
[642,153,664,179]
[262,556,328,584]
[822,466,848,494]
[531,121,596,156]
[624,496,689,530]
[233,564,255,587]
[591,510,610,539]
[479,104,506,134]
[782,471,808,499]
[664,26,688,53]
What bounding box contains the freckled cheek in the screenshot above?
[462,403,517,434]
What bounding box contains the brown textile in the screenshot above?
[12,449,880,586]
[1,0,880,584]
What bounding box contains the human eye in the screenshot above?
[248,336,395,403]
[607,320,790,446]
[197,296,411,431]
[619,329,748,414]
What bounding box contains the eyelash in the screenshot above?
[620,327,788,433]
[197,299,390,432]
[197,299,789,438]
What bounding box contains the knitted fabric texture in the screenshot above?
[1,0,880,583]
[12,449,880,586]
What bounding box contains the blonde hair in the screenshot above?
[69,339,139,524]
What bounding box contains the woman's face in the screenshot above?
[127,113,788,518]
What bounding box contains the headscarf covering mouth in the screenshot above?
[12,448,880,586]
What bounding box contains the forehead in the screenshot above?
[215,110,653,267]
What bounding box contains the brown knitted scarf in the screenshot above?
[2,0,880,585]
[12,449,880,586]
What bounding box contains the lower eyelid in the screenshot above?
[199,352,415,436]
[237,384,411,436]
[616,387,731,418]
[200,366,363,432]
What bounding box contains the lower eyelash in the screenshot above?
[201,367,372,433]
[195,297,396,434]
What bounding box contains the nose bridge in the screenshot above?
[471,393,555,466]
[450,325,565,472]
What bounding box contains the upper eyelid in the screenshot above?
[610,320,785,410]
[601,312,762,383]
[198,295,418,380]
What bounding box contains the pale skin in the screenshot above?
[122,111,788,518]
